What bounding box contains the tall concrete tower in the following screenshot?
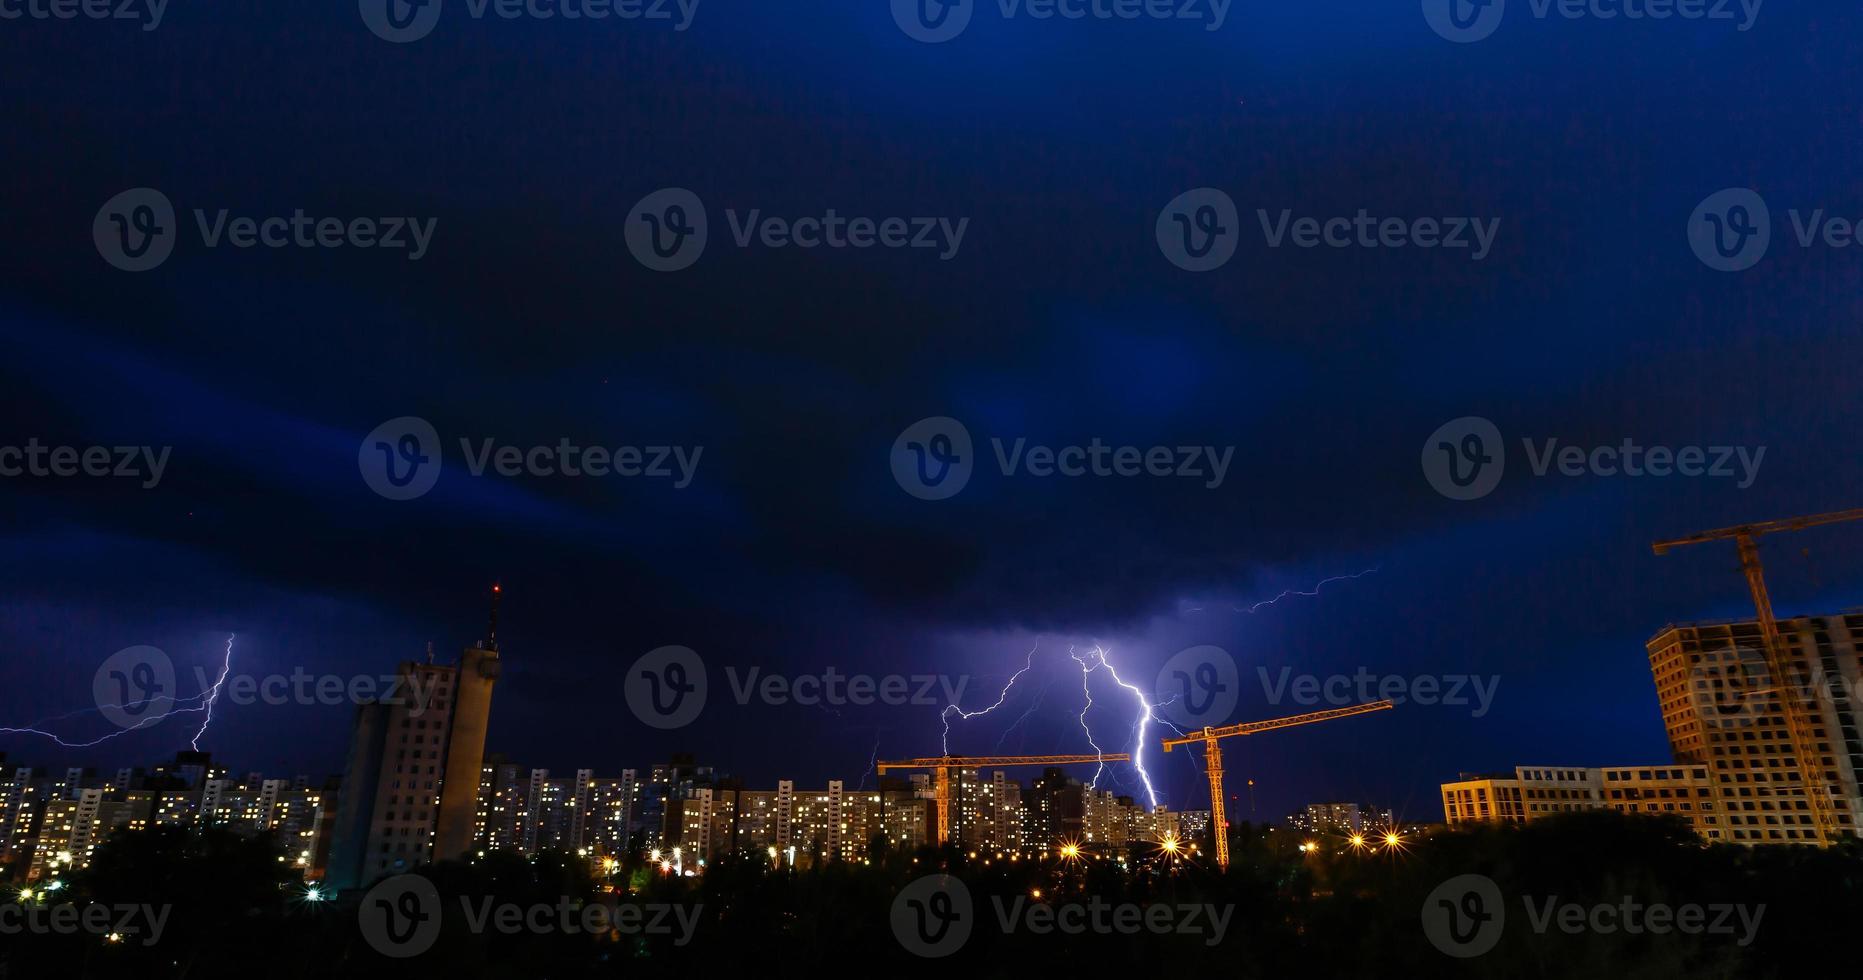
[326,589,502,890]
[434,586,503,862]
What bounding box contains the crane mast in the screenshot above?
[875,753,1131,846]
[1653,506,1863,847]
[1160,700,1395,869]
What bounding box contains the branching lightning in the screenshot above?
[1230,566,1381,613]
[933,568,1381,814]
[0,635,235,750]
[191,634,234,751]
[1070,645,1160,809]
[990,674,1054,754]
[0,700,207,748]
[940,642,1039,754]
[856,734,882,791]
[936,640,1165,809]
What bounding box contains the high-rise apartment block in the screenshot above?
[326,625,501,890]
[1443,612,1863,845]
[0,753,328,881]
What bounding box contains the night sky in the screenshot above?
[4,2,1862,826]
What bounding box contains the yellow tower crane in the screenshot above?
[876,754,1130,846]
[1653,506,1863,847]
[1161,700,1395,869]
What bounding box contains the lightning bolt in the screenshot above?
[191,634,234,751]
[854,734,882,791]
[0,700,208,748]
[1070,644,1160,810]
[1230,566,1381,613]
[990,673,1054,754]
[935,640,1167,812]
[940,642,1039,755]
[0,635,235,750]
[1070,646,1106,785]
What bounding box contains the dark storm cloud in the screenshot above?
[3,3,1862,812]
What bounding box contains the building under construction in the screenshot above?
[1443,612,1863,845]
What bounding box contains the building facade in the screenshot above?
[1442,613,1863,846]
[1648,616,1863,843]
[326,634,500,890]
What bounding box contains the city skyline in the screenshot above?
[6,582,1860,824]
